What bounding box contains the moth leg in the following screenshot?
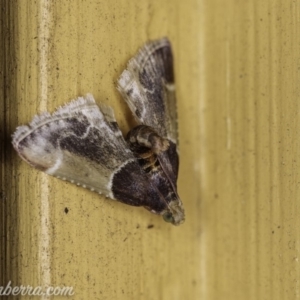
[126,125,170,172]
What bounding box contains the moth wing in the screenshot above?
[12,94,135,198]
[117,37,178,144]
[157,141,179,187]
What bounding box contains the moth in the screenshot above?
[12,37,185,225]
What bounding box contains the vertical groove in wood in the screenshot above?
[1,0,18,288]
[37,1,52,294]
[0,1,5,287]
[0,0,4,286]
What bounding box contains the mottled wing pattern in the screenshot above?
[117,37,178,144]
[157,141,179,187]
[12,94,134,198]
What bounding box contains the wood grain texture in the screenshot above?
[1,0,300,299]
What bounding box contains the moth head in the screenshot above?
[162,200,185,226]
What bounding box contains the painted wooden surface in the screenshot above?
[1,0,300,299]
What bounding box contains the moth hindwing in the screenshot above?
[12,37,185,226]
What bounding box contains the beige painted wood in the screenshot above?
[1,0,300,299]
